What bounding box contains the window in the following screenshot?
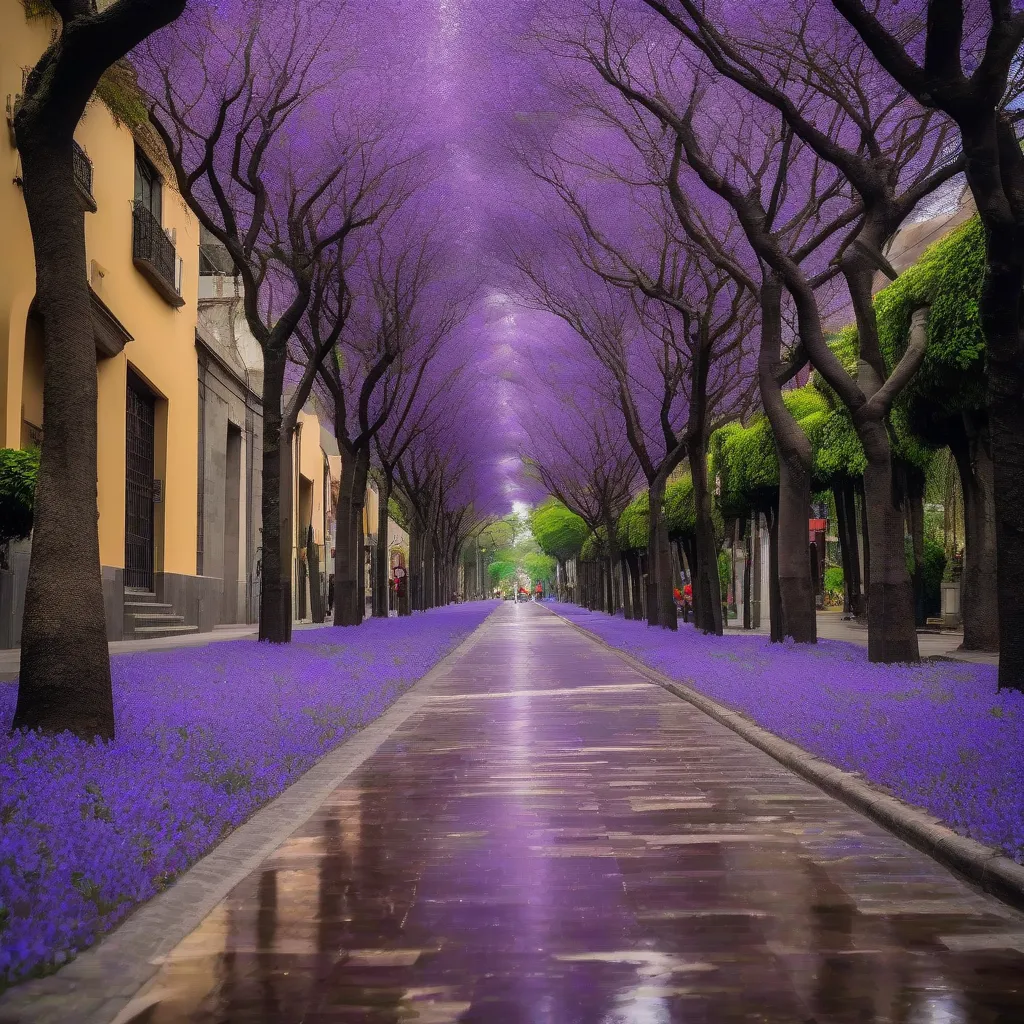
[133,150,161,223]
[132,148,183,307]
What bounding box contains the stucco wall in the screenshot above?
[0,7,202,640]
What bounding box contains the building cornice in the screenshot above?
[194,329,262,406]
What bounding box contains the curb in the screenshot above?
[546,606,1024,913]
[0,608,498,1024]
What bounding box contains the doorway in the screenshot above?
[125,371,156,591]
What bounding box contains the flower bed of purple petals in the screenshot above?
[553,603,1024,865]
[0,602,496,990]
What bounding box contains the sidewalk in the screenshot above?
[726,610,997,665]
[8,601,1017,1024]
[0,623,258,682]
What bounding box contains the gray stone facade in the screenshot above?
[196,277,264,626]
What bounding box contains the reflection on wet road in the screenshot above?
[120,604,1024,1022]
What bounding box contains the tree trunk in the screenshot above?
[843,484,865,617]
[605,513,621,614]
[860,418,919,663]
[307,525,325,623]
[688,446,721,635]
[626,550,643,620]
[951,417,999,651]
[776,458,816,643]
[13,138,114,738]
[859,480,871,605]
[423,536,436,610]
[647,476,677,629]
[347,451,370,626]
[759,276,815,643]
[905,466,926,628]
[408,520,422,613]
[751,513,762,628]
[620,554,634,619]
[987,270,1024,686]
[257,350,292,643]
[766,507,784,643]
[743,518,753,629]
[332,453,359,626]
[841,239,919,663]
[956,131,1024,687]
[835,480,864,618]
[373,474,392,617]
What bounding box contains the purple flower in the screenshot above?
[0,603,496,992]
[555,604,1023,867]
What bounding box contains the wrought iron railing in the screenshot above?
[132,203,182,304]
[72,140,95,209]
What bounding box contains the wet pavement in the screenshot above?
[115,603,1023,1023]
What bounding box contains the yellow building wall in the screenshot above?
[295,411,326,547]
[364,483,379,539]
[0,7,201,578]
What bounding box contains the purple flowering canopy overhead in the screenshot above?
[137,0,614,513]
[134,0,962,513]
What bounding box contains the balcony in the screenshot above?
[72,140,96,213]
[132,204,185,308]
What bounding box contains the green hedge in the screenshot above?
[530,498,588,561]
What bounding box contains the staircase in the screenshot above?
[123,590,199,641]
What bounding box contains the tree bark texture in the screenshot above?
[646,476,678,630]
[860,418,919,663]
[13,139,114,738]
[951,415,999,652]
[974,214,1024,685]
[750,514,762,629]
[834,481,864,618]
[905,467,925,628]
[766,508,784,644]
[605,512,621,614]
[258,351,293,644]
[332,454,359,626]
[408,520,422,614]
[338,450,370,626]
[373,474,392,617]
[776,459,816,643]
[307,525,325,623]
[423,536,436,610]
[13,0,188,737]
[758,278,816,643]
[620,554,634,619]
[742,520,752,630]
[626,550,643,621]
[687,449,721,636]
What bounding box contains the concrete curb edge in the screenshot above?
[547,606,1024,913]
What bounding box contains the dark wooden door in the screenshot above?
[125,373,155,591]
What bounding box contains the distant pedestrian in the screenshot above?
[327,574,334,616]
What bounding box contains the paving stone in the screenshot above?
[3,604,1022,1022]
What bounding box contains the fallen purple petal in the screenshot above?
[553,604,1024,867]
[0,603,497,991]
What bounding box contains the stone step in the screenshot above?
[131,625,200,640]
[130,613,185,626]
[124,601,175,615]
[124,590,159,603]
